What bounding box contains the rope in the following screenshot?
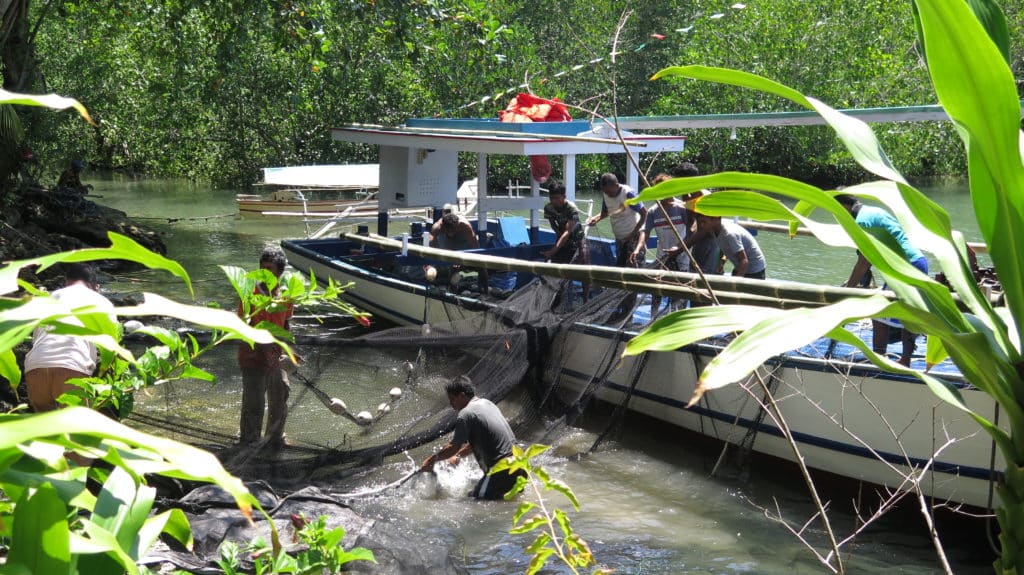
[589,350,651,453]
[130,213,237,223]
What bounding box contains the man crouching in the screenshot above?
[421,375,525,500]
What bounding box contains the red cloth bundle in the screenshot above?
[499,94,571,183]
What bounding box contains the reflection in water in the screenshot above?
[96,175,994,574]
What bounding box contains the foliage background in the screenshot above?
[6,0,1024,189]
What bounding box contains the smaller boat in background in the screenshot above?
[236,164,381,218]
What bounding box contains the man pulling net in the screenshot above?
[420,375,526,500]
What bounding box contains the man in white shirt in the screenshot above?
[24,263,116,412]
[586,173,648,268]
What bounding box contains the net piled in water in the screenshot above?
[129,276,652,483]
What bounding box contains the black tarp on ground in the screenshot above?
[143,482,468,575]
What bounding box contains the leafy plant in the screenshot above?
[0,233,329,574]
[215,514,375,575]
[491,444,610,575]
[624,1,1024,573]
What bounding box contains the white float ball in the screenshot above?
[355,411,373,425]
[389,387,403,400]
[328,398,347,414]
[123,320,145,333]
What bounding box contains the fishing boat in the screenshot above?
[281,116,1004,510]
[236,164,383,218]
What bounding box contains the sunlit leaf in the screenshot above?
[7,482,71,575]
[0,89,95,125]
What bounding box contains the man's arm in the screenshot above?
[586,202,610,226]
[460,222,480,249]
[421,441,470,470]
[630,229,647,265]
[541,219,575,259]
[844,253,873,288]
[732,249,749,277]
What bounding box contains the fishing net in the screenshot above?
[128,274,654,484]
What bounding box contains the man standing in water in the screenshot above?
[24,263,115,412]
[421,375,524,500]
[237,246,294,449]
[836,194,928,366]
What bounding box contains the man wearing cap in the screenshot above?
[57,160,92,195]
[421,375,525,500]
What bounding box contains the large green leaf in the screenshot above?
[117,293,278,347]
[7,482,72,575]
[0,233,192,297]
[624,304,783,355]
[915,0,1024,347]
[0,408,255,519]
[652,66,905,183]
[691,296,891,397]
[0,89,95,125]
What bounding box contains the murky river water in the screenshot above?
[92,174,995,574]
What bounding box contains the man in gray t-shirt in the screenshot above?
[421,375,524,499]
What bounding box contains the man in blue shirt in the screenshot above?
[836,194,928,366]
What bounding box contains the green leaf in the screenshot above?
[915,0,1024,349]
[525,532,551,554]
[337,547,376,564]
[523,444,550,459]
[503,473,528,500]
[8,482,72,575]
[1,408,256,519]
[509,514,547,534]
[117,293,277,347]
[179,364,216,382]
[544,478,579,511]
[924,331,949,368]
[137,508,192,553]
[322,526,346,548]
[79,520,140,575]
[652,66,904,183]
[694,297,892,397]
[0,233,192,297]
[552,509,572,537]
[524,548,554,575]
[1,348,21,389]
[0,88,95,125]
[625,305,783,356]
[512,501,537,525]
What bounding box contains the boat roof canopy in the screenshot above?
[262,164,380,188]
[330,118,686,156]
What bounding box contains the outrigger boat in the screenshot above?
[236,164,385,218]
[281,116,1004,510]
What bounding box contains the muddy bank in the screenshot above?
[1,187,165,286]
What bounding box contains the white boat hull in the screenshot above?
[283,239,1004,510]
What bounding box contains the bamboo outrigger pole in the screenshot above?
[342,233,881,306]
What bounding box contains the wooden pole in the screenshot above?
[341,232,880,305]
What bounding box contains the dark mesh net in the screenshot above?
[129,276,653,483]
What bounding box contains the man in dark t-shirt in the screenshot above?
[421,375,524,499]
[540,182,587,264]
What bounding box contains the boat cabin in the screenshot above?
[330,118,686,241]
